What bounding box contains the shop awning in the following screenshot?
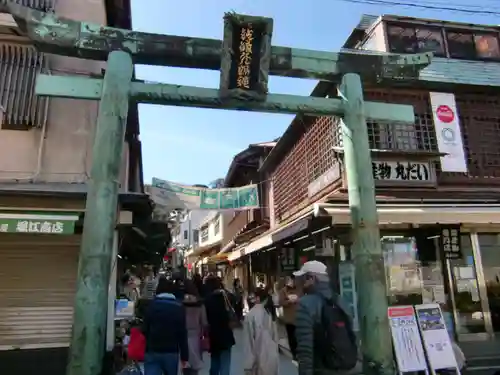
[0,211,80,235]
[313,202,500,225]
[207,252,229,263]
[227,209,315,262]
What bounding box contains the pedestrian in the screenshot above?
[141,267,158,300]
[172,269,186,300]
[203,275,236,375]
[142,277,189,375]
[193,273,205,297]
[293,261,360,375]
[122,272,141,302]
[233,278,244,321]
[278,275,300,360]
[183,280,208,375]
[242,287,280,375]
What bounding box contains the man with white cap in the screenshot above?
[293,261,359,375]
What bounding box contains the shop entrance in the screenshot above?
[380,228,493,342]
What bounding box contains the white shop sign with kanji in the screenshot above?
[372,160,434,183]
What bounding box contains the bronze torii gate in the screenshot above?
[7,4,431,375]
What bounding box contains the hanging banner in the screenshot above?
[415,303,458,371]
[150,177,259,211]
[429,92,468,173]
[387,306,427,373]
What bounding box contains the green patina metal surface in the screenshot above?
[68,51,132,375]
[339,73,394,375]
[36,74,415,122]
[7,2,431,82]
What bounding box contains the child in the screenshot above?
[242,287,279,375]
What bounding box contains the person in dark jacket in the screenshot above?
[142,277,189,375]
[293,261,359,375]
[204,275,235,375]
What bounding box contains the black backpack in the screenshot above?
[314,297,358,371]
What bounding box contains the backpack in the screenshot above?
[314,297,358,371]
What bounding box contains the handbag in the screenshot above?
[200,331,210,352]
[221,290,239,328]
[127,327,145,362]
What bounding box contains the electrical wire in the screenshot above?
[333,0,500,16]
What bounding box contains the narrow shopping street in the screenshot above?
[198,328,298,375]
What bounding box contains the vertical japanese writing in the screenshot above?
[237,26,253,89]
[441,227,461,259]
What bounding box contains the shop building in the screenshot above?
[0,0,147,374]
[185,211,228,276]
[227,14,500,350]
[212,141,276,290]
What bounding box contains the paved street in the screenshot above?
[198,328,298,375]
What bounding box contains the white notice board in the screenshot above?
[415,303,458,371]
[388,306,428,373]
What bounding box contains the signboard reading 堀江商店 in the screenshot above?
[0,218,75,234]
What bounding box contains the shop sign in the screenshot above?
[338,262,359,331]
[387,306,427,373]
[0,218,75,234]
[308,165,341,198]
[440,225,461,259]
[280,247,296,272]
[372,160,433,182]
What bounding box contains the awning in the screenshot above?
[227,210,315,262]
[207,252,229,263]
[0,211,80,235]
[313,202,500,225]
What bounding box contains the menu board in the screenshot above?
[415,303,458,371]
[388,306,428,373]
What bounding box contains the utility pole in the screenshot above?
[339,74,393,375]
[9,4,431,374]
[67,51,132,375]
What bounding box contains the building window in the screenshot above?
[386,24,445,56]
[446,31,476,59]
[447,31,500,60]
[474,34,500,59]
[193,229,199,245]
[201,226,209,242]
[214,217,220,235]
[183,230,188,240]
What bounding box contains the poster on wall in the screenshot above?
[338,262,359,331]
[415,303,458,371]
[387,306,428,373]
[429,92,468,173]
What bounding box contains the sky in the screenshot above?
[130,0,499,186]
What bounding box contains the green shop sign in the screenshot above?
[0,212,79,235]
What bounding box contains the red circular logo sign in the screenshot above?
[436,105,455,123]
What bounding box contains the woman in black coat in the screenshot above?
[203,276,235,375]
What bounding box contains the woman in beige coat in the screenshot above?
[183,280,208,375]
[242,287,279,375]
